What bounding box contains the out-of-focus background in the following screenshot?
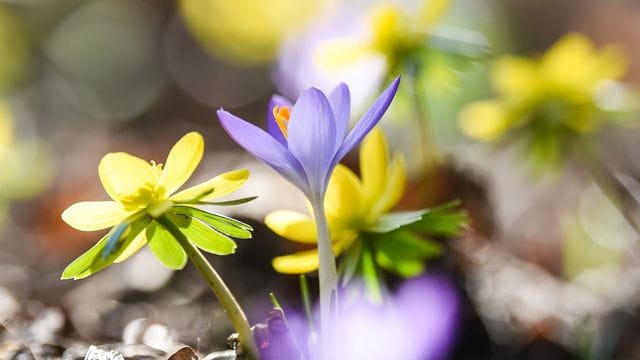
[2,0,640,358]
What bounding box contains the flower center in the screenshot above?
[272,105,291,138]
[119,160,169,213]
[120,183,167,212]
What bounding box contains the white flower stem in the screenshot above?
[156,215,260,360]
[310,197,338,357]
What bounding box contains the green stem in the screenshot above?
[360,244,383,303]
[156,215,260,360]
[578,143,640,236]
[310,197,338,354]
[299,275,315,334]
[405,59,439,172]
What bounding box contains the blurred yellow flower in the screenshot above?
[179,0,326,65]
[267,128,406,274]
[318,0,450,72]
[460,33,627,142]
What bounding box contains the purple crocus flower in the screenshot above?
[216,76,400,201]
[217,77,400,341]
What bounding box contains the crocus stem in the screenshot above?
[310,198,338,355]
[579,146,640,235]
[155,215,260,360]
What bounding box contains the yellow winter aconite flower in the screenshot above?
[460,33,627,142]
[267,128,407,274]
[61,132,253,278]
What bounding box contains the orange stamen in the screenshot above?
[272,105,291,139]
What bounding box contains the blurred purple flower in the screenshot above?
[217,77,399,200]
[287,275,459,360]
[274,9,388,114]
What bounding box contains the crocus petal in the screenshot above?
[335,76,400,162]
[146,221,187,270]
[99,152,157,203]
[328,83,350,143]
[265,210,318,244]
[171,169,249,202]
[217,110,309,193]
[272,249,320,274]
[159,132,204,196]
[61,201,132,231]
[325,164,365,225]
[267,95,292,146]
[114,231,147,263]
[287,88,337,194]
[360,128,388,202]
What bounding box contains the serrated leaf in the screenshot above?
[169,213,237,255]
[365,210,427,233]
[61,218,150,280]
[405,200,467,237]
[371,230,442,278]
[172,206,252,239]
[146,221,187,270]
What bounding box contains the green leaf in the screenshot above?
[405,200,467,237]
[146,221,187,270]
[172,206,252,239]
[365,210,427,233]
[371,231,442,278]
[61,217,150,280]
[190,196,258,206]
[361,246,383,303]
[338,240,362,286]
[169,213,237,255]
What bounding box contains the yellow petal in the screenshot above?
[541,33,626,95]
[99,152,157,203]
[61,201,131,231]
[492,56,538,99]
[159,132,204,195]
[594,46,626,81]
[459,100,512,141]
[272,249,319,274]
[370,4,408,54]
[371,155,406,218]
[265,210,317,244]
[360,127,388,202]
[170,169,249,202]
[416,0,451,32]
[272,239,352,274]
[114,231,147,263]
[325,164,365,225]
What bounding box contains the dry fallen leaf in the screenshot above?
[167,346,199,360]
